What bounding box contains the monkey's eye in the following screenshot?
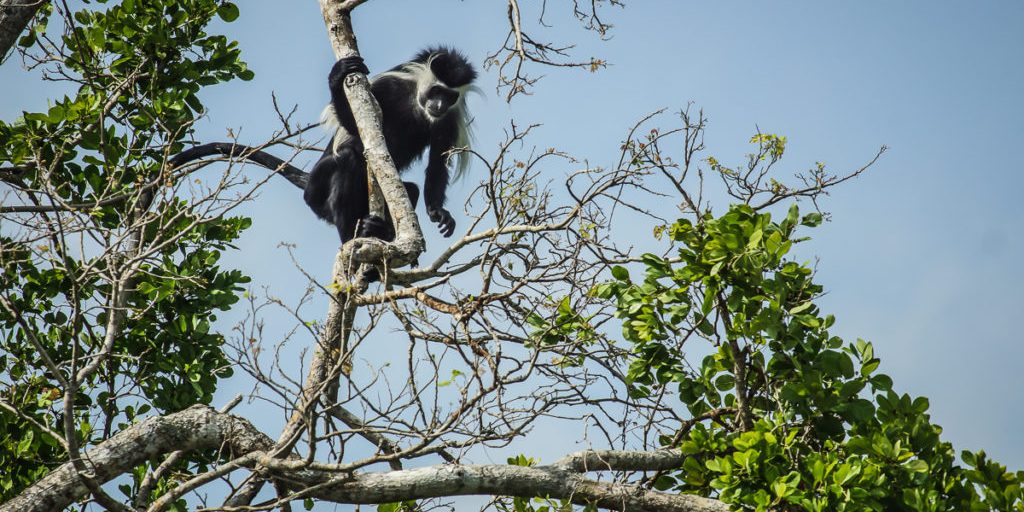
[428,86,459,104]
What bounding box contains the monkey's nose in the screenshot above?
[426,100,446,117]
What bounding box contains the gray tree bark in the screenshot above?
[0,0,46,63]
[0,406,272,512]
[0,405,730,512]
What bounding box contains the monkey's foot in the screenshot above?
[356,215,391,240]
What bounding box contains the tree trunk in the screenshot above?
[0,0,46,63]
[318,0,425,264]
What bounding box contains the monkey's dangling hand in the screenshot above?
[427,206,456,237]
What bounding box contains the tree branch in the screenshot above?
[1,406,728,512]
[0,406,273,512]
[292,464,729,512]
[223,2,434,504]
[0,0,48,63]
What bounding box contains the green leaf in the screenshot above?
[217,3,240,22]
[18,31,37,48]
[870,373,893,391]
[782,203,799,232]
[961,450,977,467]
[16,430,34,456]
[801,212,823,227]
[611,265,630,281]
[860,358,880,377]
[788,301,813,315]
[905,459,929,473]
[714,374,735,391]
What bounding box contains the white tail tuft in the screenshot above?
[320,104,352,156]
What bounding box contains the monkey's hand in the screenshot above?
[329,56,370,87]
[427,207,456,237]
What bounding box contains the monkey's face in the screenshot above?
[421,84,460,119]
[416,50,475,120]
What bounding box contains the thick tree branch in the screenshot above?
[225,2,433,505]
[0,406,273,512]
[551,449,693,472]
[0,0,47,63]
[296,464,728,512]
[1,406,728,512]
[225,247,364,506]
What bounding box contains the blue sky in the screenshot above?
[3,0,1024,495]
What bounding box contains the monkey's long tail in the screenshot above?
[169,142,309,189]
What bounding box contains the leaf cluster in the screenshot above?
[593,204,1024,511]
[1,0,252,501]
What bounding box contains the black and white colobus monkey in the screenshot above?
[304,46,477,244]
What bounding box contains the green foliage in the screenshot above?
[595,204,1024,511]
[0,0,251,501]
[525,296,597,366]
[496,496,585,512]
[0,377,63,499]
[377,500,421,512]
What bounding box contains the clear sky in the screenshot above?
[3,0,1024,495]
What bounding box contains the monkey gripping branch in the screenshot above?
[319,0,426,277]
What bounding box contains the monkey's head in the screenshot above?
[416,48,477,120]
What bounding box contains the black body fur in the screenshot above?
[304,47,477,244]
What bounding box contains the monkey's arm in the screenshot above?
[423,132,456,238]
[327,56,369,137]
